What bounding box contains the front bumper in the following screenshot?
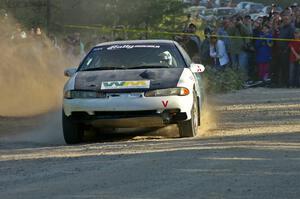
[67,110,187,128]
[63,95,193,127]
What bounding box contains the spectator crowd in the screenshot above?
[182,3,300,88]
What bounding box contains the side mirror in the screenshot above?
[190,63,205,73]
[64,67,77,77]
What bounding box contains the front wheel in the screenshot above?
[178,92,199,138]
[62,111,84,144]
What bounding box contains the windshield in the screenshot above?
[216,9,235,16]
[238,2,249,9]
[252,4,263,9]
[204,9,214,15]
[78,43,186,71]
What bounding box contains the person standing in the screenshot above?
[226,16,251,77]
[217,17,231,58]
[270,12,282,86]
[278,13,295,87]
[251,19,262,81]
[295,8,300,28]
[288,28,300,87]
[209,34,230,69]
[183,23,202,62]
[200,27,213,66]
[255,24,273,81]
[72,32,85,58]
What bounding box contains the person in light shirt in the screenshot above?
[209,33,230,69]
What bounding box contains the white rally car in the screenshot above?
[63,40,205,144]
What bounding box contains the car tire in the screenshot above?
[178,92,199,138]
[62,110,84,144]
[197,96,202,126]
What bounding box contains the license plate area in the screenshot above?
[107,93,144,98]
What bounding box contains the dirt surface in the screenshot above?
[1,88,300,199]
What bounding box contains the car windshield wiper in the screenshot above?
[129,64,170,69]
[81,66,126,71]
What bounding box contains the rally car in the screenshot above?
[63,40,205,144]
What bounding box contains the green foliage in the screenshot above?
[203,66,245,93]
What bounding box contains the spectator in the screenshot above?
[209,33,230,69]
[200,27,213,66]
[247,19,263,81]
[269,12,282,85]
[244,15,253,33]
[255,24,273,81]
[226,16,251,77]
[0,9,8,21]
[183,23,202,61]
[11,23,27,41]
[49,34,59,49]
[183,14,192,33]
[295,8,300,28]
[278,13,295,87]
[29,27,36,38]
[72,32,85,58]
[288,28,300,87]
[217,17,231,57]
[243,15,256,81]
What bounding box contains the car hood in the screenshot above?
[74,68,184,92]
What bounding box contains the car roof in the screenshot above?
[189,6,206,9]
[247,2,263,5]
[240,1,251,3]
[96,40,176,47]
[214,7,235,10]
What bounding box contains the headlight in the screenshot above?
[144,88,190,97]
[64,90,103,99]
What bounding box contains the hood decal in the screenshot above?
[75,68,184,92]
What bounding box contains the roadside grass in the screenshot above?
[203,66,245,94]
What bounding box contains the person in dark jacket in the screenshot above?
[278,13,295,87]
[200,27,213,66]
[184,23,202,61]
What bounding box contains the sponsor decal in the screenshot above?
[107,45,160,50]
[162,100,169,108]
[101,80,150,90]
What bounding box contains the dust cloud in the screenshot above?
[1,111,65,145]
[0,18,73,117]
[198,99,218,137]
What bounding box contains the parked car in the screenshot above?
[236,1,252,10]
[213,7,238,19]
[214,0,233,8]
[261,5,283,15]
[236,1,251,14]
[185,6,207,18]
[245,3,264,14]
[199,9,216,22]
[250,13,268,21]
[63,40,206,144]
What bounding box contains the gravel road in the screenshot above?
[1,88,300,199]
